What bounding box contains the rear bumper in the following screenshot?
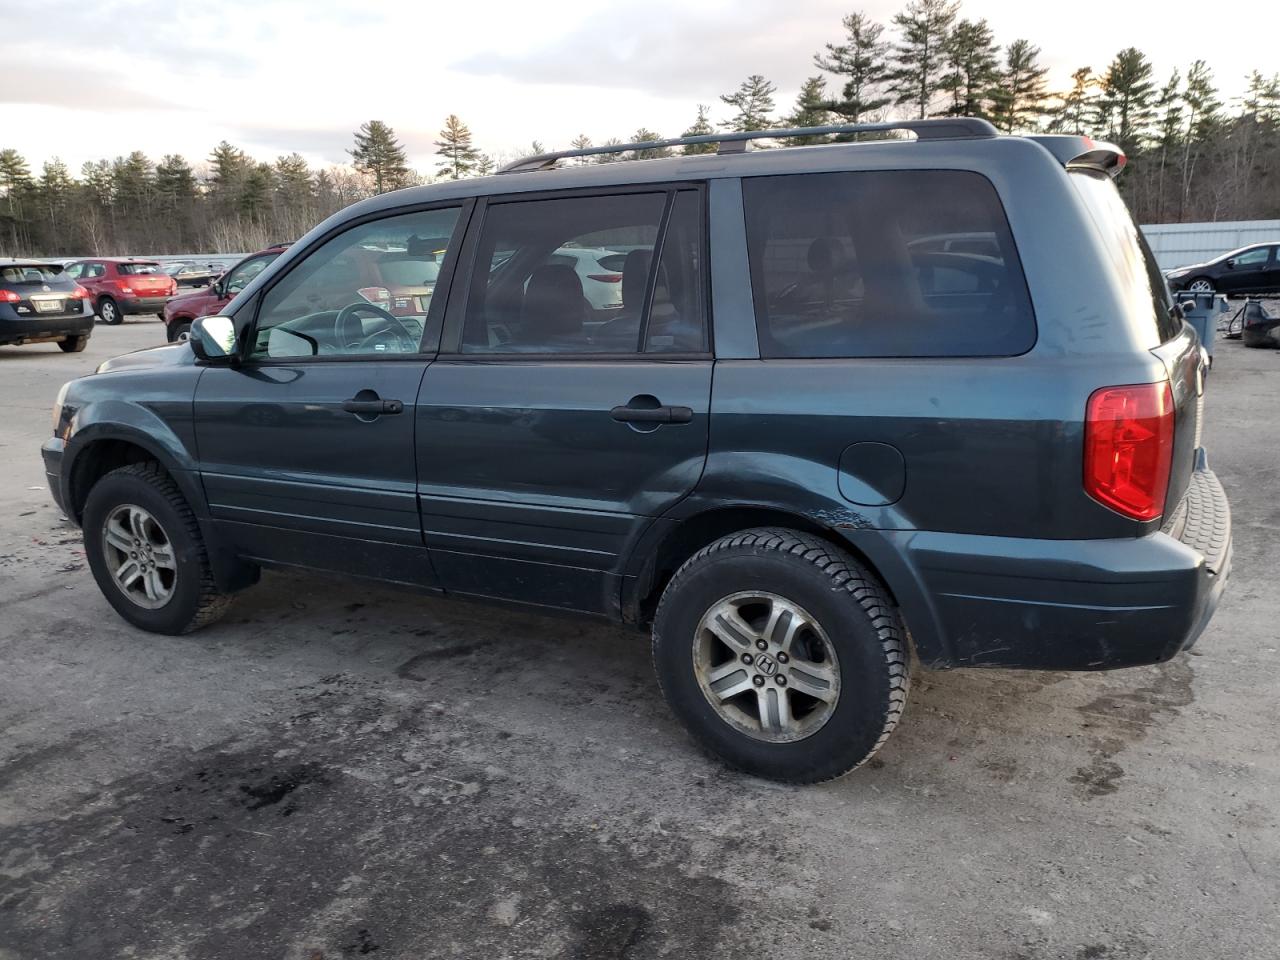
[878,465,1232,671]
[0,309,95,344]
[120,295,171,315]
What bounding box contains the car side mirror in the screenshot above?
[189,315,239,364]
[1224,259,1235,269]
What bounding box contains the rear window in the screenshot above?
[117,262,161,275]
[1068,171,1181,344]
[743,171,1036,358]
[1,264,63,283]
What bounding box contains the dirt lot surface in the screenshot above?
[2,317,1277,959]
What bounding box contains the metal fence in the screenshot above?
[1140,220,1280,270]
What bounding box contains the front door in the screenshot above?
[1219,245,1272,294]
[417,188,712,613]
[194,204,466,586]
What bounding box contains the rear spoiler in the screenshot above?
[1028,135,1127,179]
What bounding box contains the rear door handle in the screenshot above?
[342,398,403,415]
[610,403,693,424]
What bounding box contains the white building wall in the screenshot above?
[1140,220,1280,270]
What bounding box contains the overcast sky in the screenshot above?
[1,0,1269,175]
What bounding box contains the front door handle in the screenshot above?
[342,397,404,415]
[610,402,694,424]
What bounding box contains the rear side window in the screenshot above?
[1068,171,1180,344]
[743,171,1035,358]
[460,189,707,355]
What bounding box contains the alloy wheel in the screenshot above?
[101,503,177,609]
[693,591,841,743]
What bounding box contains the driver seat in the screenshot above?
[517,264,586,348]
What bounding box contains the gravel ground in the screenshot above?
[1,317,1278,960]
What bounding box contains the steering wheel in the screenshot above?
[333,301,416,353]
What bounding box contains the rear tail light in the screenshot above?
[118,285,133,295]
[1083,381,1175,521]
[0,290,19,303]
[586,274,624,283]
[70,286,90,299]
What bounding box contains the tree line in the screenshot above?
[2,0,1278,257]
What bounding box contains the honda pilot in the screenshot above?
[41,119,1231,783]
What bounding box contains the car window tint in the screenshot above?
[117,262,161,275]
[644,190,708,354]
[65,263,83,279]
[461,192,668,355]
[225,255,275,295]
[251,207,461,361]
[1233,247,1270,267]
[743,171,1036,358]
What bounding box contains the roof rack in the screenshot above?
[497,118,998,174]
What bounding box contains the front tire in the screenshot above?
[58,335,89,352]
[652,528,909,783]
[1187,277,1215,294]
[98,297,121,325]
[82,462,232,634]
[168,320,192,343]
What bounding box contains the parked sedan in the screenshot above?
[0,259,95,352]
[1165,242,1280,296]
[163,261,225,288]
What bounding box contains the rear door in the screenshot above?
[417,187,712,614]
[1262,245,1280,293]
[1219,245,1272,294]
[193,204,466,586]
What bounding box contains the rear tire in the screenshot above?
[98,297,121,325]
[652,527,909,783]
[82,462,232,634]
[58,335,89,353]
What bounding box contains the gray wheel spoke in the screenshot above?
[104,521,133,554]
[788,661,838,702]
[142,568,164,602]
[757,685,794,735]
[115,558,141,586]
[763,600,804,652]
[151,545,175,569]
[706,605,758,651]
[708,665,755,702]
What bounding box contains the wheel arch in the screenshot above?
[623,504,946,666]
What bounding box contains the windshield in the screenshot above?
[117,262,161,275]
[1068,171,1180,344]
[1,264,64,283]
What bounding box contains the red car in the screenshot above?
[65,258,178,325]
[162,243,290,341]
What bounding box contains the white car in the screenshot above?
[547,246,630,315]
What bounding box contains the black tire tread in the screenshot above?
[104,462,231,632]
[652,526,910,783]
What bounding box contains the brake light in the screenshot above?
[70,286,90,299]
[586,274,624,283]
[0,290,19,303]
[118,285,133,295]
[1084,382,1175,521]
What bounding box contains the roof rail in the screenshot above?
[497,118,999,174]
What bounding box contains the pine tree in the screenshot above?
[349,120,410,194]
[0,149,33,253]
[1179,60,1220,218]
[941,18,999,120]
[813,12,892,126]
[240,162,274,222]
[1049,67,1096,135]
[37,159,73,251]
[990,40,1049,133]
[1153,69,1182,220]
[570,134,593,164]
[155,155,196,209]
[594,138,626,163]
[681,105,717,154]
[435,114,481,180]
[1099,48,1156,153]
[720,75,777,132]
[475,154,496,176]
[783,78,833,144]
[630,128,671,160]
[889,0,959,119]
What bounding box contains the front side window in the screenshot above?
[224,254,276,295]
[250,206,461,360]
[744,171,1036,358]
[461,190,707,355]
[65,263,83,279]
[1231,247,1270,268]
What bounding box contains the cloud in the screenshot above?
[0,57,179,112]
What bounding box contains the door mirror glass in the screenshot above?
[190,315,238,362]
[1225,258,1235,269]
